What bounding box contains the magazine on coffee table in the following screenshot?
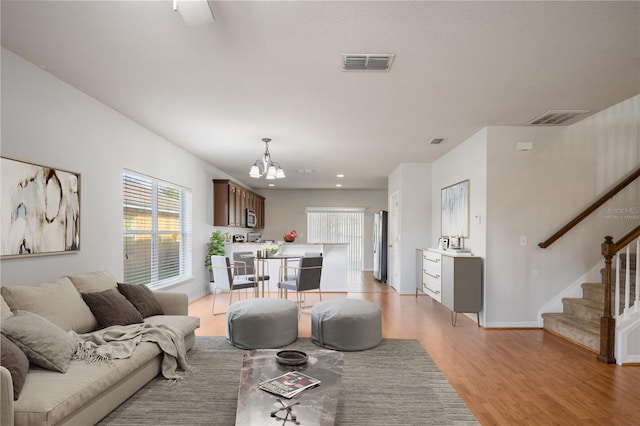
[259,371,321,399]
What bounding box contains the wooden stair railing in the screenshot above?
[538,166,640,249]
[598,225,640,364]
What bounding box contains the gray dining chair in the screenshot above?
[232,251,270,282]
[210,255,257,315]
[277,256,323,315]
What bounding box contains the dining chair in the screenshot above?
[284,252,322,280]
[233,251,270,294]
[277,256,323,315]
[210,255,257,315]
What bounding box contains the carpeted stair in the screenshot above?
[542,257,636,352]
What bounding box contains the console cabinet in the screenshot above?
[213,179,265,228]
[416,248,482,326]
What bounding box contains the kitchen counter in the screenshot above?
[224,243,348,292]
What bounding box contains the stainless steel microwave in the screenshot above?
[245,209,257,228]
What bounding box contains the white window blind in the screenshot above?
[123,171,192,287]
[306,208,364,271]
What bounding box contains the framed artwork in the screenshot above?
[1,157,80,258]
[441,179,469,238]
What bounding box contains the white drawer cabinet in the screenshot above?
[422,250,442,302]
[416,248,482,326]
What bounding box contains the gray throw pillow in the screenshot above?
[81,288,143,328]
[1,311,77,373]
[117,283,164,318]
[1,334,29,400]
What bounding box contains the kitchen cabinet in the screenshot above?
[213,179,265,228]
[416,248,482,326]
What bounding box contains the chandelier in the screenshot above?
[249,138,285,179]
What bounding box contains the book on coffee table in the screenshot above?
[259,371,321,399]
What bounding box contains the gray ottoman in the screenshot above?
[311,298,382,351]
[227,298,298,349]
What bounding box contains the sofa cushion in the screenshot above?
[0,295,12,321]
[81,288,143,328]
[0,334,29,400]
[13,341,162,426]
[1,311,77,373]
[117,283,164,318]
[1,277,98,333]
[67,270,118,293]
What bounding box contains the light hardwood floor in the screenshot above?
[189,272,640,425]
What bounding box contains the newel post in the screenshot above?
[597,236,616,364]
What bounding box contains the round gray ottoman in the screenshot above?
[311,298,382,351]
[227,298,298,349]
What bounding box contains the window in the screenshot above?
[306,207,364,271]
[123,171,192,287]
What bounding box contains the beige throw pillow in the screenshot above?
[1,277,98,333]
[0,295,13,321]
[66,270,118,293]
[1,310,77,373]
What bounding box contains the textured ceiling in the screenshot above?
[2,1,639,190]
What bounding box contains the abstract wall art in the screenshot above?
[1,157,80,257]
[441,179,469,238]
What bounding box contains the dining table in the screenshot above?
[255,252,301,297]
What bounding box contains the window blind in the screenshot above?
[123,171,192,287]
[306,208,364,271]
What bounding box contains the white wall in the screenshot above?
[484,95,639,327]
[430,95,639,327]
[431,128,488,256]
[431,129,488,322]
[254,189,388,271]
[388,163,431,294]
[0,48,230,301]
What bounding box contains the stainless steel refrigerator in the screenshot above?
[373,210,388,282]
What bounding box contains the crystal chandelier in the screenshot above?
[249,138,285,179]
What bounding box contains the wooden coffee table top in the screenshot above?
[236,349,344,426]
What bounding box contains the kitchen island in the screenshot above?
[223,243,348,292]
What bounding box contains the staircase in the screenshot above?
[542,256,636,352]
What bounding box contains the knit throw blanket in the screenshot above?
[71,323,193,381]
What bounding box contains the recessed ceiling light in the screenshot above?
[336,184,343,187]
[337,174,344,178]
[268,183,275,187]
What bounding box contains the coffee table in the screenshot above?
[236,349,344,425]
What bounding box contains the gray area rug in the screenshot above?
[99,337,478,425]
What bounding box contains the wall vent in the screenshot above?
[342,54,395,72]
[526,110,590,126]
[429,138,446,145]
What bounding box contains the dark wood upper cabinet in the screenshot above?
[213,179,265,228]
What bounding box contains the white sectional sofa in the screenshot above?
[0,271,200,426]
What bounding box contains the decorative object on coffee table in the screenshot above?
[275,350,308,366]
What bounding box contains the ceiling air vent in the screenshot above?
[342,54,395,72]
[527,110,590,126]
[429,138,446,145]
